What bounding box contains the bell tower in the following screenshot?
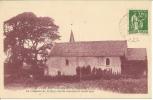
[69,30,75,43]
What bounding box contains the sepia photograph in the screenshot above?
[0,0,151,99]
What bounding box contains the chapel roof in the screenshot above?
[49,40,127,57]
[126,48,147,61]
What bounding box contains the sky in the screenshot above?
[0,1,151,48]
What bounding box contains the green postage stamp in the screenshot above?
[129,10,148,34]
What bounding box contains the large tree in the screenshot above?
[4,12,60,78]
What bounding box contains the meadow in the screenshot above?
[5,77,147,93]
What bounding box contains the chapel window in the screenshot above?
[106,58,110,66]
[65,59,69,66]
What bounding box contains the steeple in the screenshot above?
[69,30,75,43]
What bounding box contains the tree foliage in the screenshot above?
[4,12,60,76]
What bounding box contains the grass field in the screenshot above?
[5,77,147,93]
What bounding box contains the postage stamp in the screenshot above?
[129,10,148,34]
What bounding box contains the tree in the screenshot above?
[76,66,81,76]
[4,12,60,78]
[86,65,91,75]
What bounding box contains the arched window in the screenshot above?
[65,59,69,66]
[57,71,61,76]
[106,58,110,65]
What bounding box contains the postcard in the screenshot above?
[0,0,151,99]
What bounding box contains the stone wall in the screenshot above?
[46,56,121,76]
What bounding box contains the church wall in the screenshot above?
[46,56,121,76]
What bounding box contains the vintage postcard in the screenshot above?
[0,0,151,99]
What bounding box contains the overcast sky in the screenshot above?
[0,1,151,48]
